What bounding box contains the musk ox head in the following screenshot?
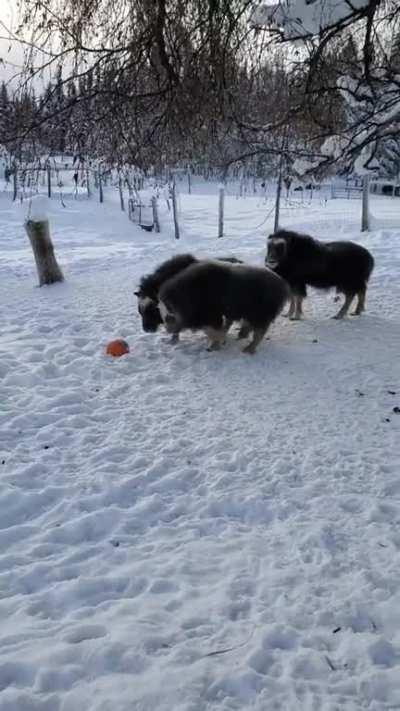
[134,291,163,332]
[266,234,289,268]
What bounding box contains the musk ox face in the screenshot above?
[135,293,163,332]
[266,236,288,268]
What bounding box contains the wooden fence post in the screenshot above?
[99,170,104,203]
[218,186,224,238]
[361,175,370,232]
[47,164,52,198]
[12,166,18,201]
[118,174,125,211]
[172,180,180,239]
[274,154,284,233]
[152,196,160,232]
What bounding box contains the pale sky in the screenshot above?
[0,0,55,90]
[0,0,25,83]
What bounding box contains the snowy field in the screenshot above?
[1,181,400,711]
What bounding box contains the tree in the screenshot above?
[250,0,400,173]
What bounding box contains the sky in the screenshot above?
[0,0,54,91]
[0,0,25,83]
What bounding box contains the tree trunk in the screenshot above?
[25,219,64,286]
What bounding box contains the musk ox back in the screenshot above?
[158,261,289,354]
[135,253,243,336]
[266,229,374,320]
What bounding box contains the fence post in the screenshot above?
[86,168,91,198]
[118,174,125,211]
[12,165,18,201]
[187,170,191,194]
[172,180,180,239]
[152,196,160,232]
[99,170,104,203]
[47,164,52,198]
[361,175,370,232]
[218,186,224,238]
[274,153,284,233]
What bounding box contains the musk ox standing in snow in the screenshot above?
[158,260,289,354]
[266,229,374,320]
[135,253,243,340]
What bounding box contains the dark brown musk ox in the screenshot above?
[158,260,289,354]
[135,253,243,341]
[266,229,374,320]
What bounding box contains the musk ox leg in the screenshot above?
[204,327,226,351]
[242,325,269,355]
[220,319,234,346]
[333,293,354,319]
[237,320,252,340]
[170,332,180,344]
[284,294,296,319]
[223,318,233,332]
[290,294,304,321]
[352,287,366,316]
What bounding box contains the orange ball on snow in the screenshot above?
[105,339,130,357]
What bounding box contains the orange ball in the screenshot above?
[105,339,130,357]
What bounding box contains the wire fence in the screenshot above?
[2,163,400,237]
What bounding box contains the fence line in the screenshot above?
[3,165,400,236]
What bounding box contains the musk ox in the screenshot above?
[266,229,374,320]
[135,253,243,340]
[158,260,289,354]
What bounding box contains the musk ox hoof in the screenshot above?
[242,344,256,355]
[289,315,302,321]
[170,334,180,344]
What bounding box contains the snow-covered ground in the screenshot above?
[1,182,400,711]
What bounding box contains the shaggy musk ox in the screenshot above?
[135,253,243,339]
[158,261,289,354]
[266,229,374,320]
